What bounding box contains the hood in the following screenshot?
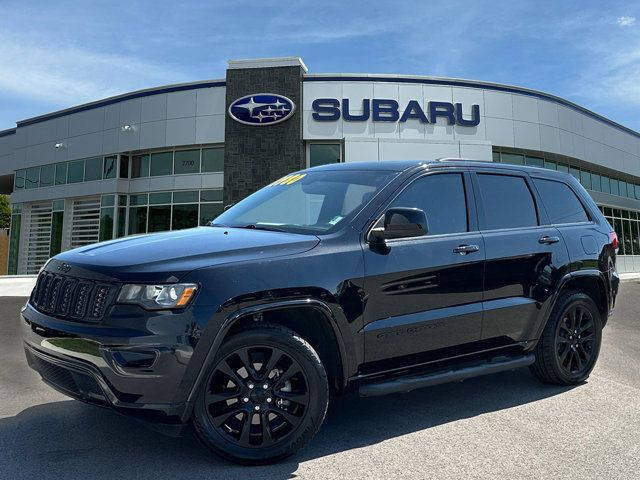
[51,227,320,283]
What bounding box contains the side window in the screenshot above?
[533,178,590,224]
[389,173,468,235]
[477,174,538,230]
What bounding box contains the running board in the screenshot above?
[359,354,535,397]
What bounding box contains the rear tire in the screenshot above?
[530,291,602,385]
[191,322,329,464]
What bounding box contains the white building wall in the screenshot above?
[7,84,226,178]
[302,77,640,176]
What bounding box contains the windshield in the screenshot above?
[212,170,396,234]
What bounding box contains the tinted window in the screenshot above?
[477,174,537,229]
[390,173,468,235]
[533,178,589,224]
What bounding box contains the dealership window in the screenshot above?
[200,189,224,225]
[103,156,117,179]
[151,152,173,176]
[174,149,200,174]
[117,199,127,238]
[149,204,171,232]
[610,179,619,196]
[50,200,65,256]
[308,143,341,168]
[68,160,85,183]
[131,154,150,178]
[84,157,103,182]
[128,193,148,235]
[14,170,25,190]
[526,156,544,168]
[501,153,524,165]
[99,195,115,242]
[172,190,199,230]
[148,192,172,232]
[580,170,591,190]
[53,163,66,185]
[25,167,40,189]
[202,147,224,172]
[119,155,130,179]
[39,165,55,188]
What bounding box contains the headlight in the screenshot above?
[117,283,198,310]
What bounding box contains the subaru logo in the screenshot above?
[228,93,296,126]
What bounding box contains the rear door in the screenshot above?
[362,170,485,364]
[472,169,569,344]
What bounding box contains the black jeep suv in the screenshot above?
[23,159,619,464]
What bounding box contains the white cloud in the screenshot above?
[0,32,190,116]
[617,16,636,27]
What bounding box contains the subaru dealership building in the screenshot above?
[1,57,640,274]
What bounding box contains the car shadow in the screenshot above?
[0,368,575,480]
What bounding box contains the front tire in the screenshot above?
[530,291,602,385]
[192,323,329,464]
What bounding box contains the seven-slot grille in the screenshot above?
[31,272,117,322]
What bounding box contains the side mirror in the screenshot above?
[369,207,428,243]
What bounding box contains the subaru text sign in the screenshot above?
[229,93,296,126]
[312,99,480,126]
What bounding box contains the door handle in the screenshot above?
[539,236,560,245]
[453,244,480,255]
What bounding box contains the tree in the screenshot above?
[0,195,10,230]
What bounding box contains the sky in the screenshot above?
[1,0,640,130]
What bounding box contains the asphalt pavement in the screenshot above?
[1,284,639,479]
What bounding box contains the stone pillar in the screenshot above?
[223,58,307,205]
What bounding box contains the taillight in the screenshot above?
[609,231,619,252]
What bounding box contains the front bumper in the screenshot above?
[21,301,208,434]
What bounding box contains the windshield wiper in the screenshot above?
[239,224,288,233]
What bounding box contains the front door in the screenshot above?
[362,171,485,364]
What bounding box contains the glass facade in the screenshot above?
[494,149,640,201]
[12,147,223,191]
[494,149,640,258]
[110,189,223,238]
[599,206,640,256]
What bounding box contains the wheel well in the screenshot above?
[226,306,345,394]
[560,276,608,325]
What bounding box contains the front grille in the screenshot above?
[31,272,117,323]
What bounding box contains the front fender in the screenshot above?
[176,295,356,422]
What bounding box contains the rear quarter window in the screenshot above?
[533,178,590,224]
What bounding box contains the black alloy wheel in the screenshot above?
[205,345,310,448]
[530,291,602,385]
[192,323,329,464]
[555,304,596,376]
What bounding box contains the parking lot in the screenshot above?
[1,283,639,480]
